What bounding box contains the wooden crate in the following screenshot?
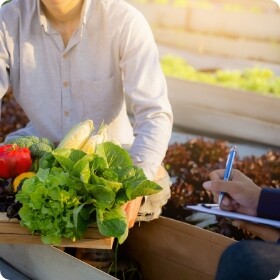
[0,213,114,249]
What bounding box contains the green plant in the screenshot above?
[161,54,280,97]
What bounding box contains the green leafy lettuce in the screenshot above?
[16,142,162,245]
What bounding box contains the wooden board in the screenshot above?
[122,216,236,280]
[0,213,114,249]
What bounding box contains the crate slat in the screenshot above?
[0,213,114,249]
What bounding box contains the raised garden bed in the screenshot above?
[129,0,280,63]
[121,216,235,280]
[166,76,280,147]
[156,52,280,148]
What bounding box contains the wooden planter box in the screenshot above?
[153,27,280,63]
[0,213,114,249]
[189,7,280,41]
[122,216,235,280]
[131,1,280,40]
[129,1,280,63]
[126,74,280,147]
[166,77,280,147]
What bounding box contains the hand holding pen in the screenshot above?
[203,168,261,217]
[218,145,237,206]
[203,168,280,242]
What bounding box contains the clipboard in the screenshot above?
[185,204,280,229]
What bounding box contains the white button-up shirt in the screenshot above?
[0,0,173,179]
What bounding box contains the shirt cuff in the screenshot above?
[257,188,280,221]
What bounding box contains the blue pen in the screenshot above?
[218,145,237,206]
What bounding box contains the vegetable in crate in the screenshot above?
[6,136,55,155]
[16,142,162,245]
[6,136,55,172]
[81,123,108,154]
[13,172,36,192]
[0,144,32,179]
[57,119,94,149]
[0,178,15,212]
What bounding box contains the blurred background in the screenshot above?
[125,0,280,148]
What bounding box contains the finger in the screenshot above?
[210,190,219,203]
[220,194,239,210]
[219,204,237,212]
[125,197,142,228]
[121,202,128,211]
[229,169,243,180]
[209,169,244,182]
[203,180,240,196]
[231,200,240,211]
[209,169,225,180]
[203,180,227,203]
[202,180,228,193]
[220,194,232,206]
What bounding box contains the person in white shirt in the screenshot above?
[0,0,173,227]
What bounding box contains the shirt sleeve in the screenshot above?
[4,122,42,142]
[257,188,280,221]
[119,7,173,180]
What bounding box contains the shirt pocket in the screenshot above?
[71,73,124,126]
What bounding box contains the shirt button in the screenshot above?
[63,81,69,87]
[63,53,68,59]
[64,111,69,116]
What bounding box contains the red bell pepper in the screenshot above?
[0,144,32,179]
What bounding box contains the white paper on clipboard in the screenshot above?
[185,204,280,229]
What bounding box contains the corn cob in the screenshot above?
[57,120,94,149]
[81,124,108,154]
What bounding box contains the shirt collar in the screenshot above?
[37,0,48,32]
[81,0,92,25]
